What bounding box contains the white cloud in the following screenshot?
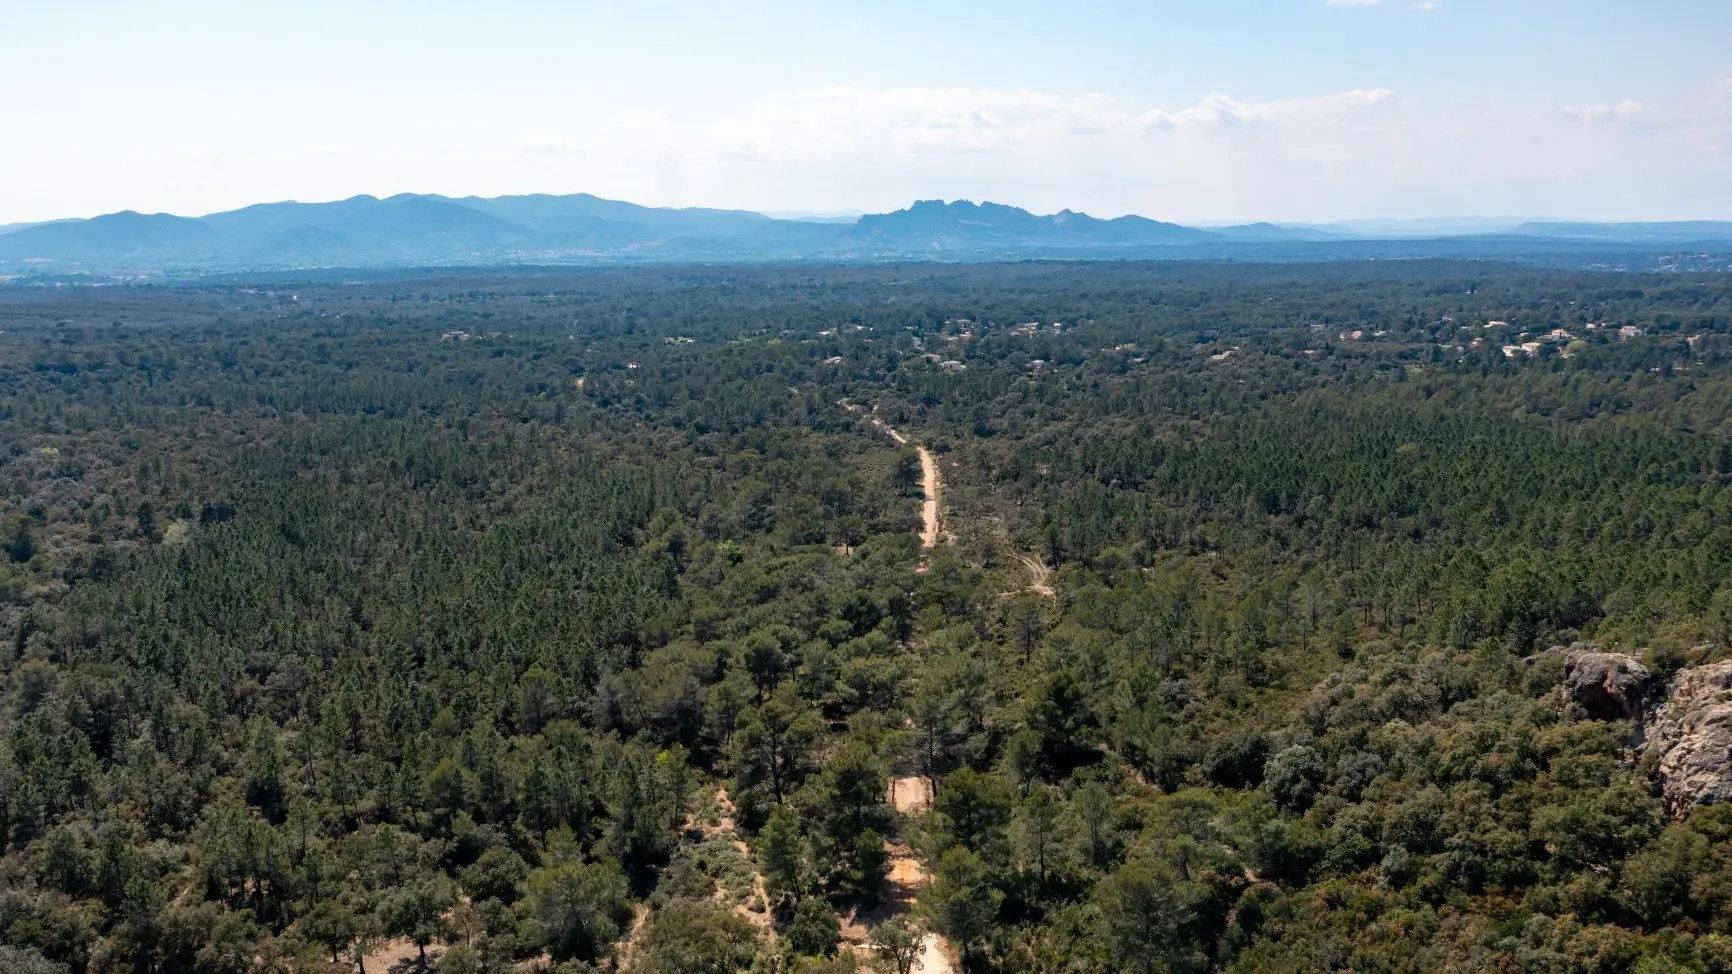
[522,139,584,158]
[1563,100,1644,123]
[631,87,1397,167]
[3,73,1727,224]
[559,79,1729,222]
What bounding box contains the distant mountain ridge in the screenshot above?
[841,199,1214,251]
[450,193,779,237]
[1204,222,1348,242]
[2,193,1729,274]
[0,220,64,237]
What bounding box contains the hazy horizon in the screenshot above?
[5,0,1731,226]
[0,190,1695,234]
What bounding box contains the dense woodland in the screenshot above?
[2,260,1732,974]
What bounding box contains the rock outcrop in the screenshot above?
[1559,644,1657,721]
[1552,646,1732,816]
[1648,661,1732,814]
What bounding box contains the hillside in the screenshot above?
[0,193,842,272]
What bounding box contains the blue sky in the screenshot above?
[4,0,1730,223]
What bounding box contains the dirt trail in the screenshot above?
[1017,553,1055,598]
[861,414,941,550]
[708,786,775,938]
[915,933,952,974]
[915,446,940,550]
[361,937,424,973]
[875,777,957,974]
[704,777,952,972]
[617,905,650,970]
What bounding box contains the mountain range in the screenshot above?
[3,193,1731,275]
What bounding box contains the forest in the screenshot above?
[2,259,1732,974]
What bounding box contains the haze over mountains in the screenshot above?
[3,192,1731,276]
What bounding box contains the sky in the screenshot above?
[3,0,1730,225]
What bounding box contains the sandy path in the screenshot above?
[915,933,952,974]
[859,413,941,549]
[838,777,956,974]
[885,777,955,974]
[617,905,650,970]
[915,446,940,549]
[1017,553,1055,598]
[708,787,775,937]
[361,936,423,973]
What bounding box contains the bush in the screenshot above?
[1264,746,1326,810]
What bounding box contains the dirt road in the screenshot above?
[914,445,940,549]
[864,416,941,549]
[885,777,955,974]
